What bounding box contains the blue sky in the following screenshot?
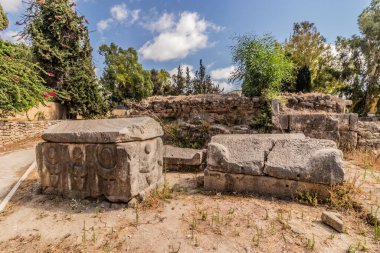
[0,0,371,91]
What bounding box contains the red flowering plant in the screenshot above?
[0,39,60,117]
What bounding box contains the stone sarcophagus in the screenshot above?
[36,117,164,202]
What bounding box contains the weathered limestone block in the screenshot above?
[264,139,344,184]
[207,134,305,176]
[321,211,344,233]
[204,170,330,199]
[205,134,345,198]
[36,117,164,203]
[42,117,163,143]
[164,145,206,172]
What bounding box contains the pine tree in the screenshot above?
[172,65,186,95]
[193,60,222,94]
[22,0,108,118]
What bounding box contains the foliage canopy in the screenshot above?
[231,34,294,98]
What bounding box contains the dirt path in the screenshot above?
[0,148,35,201]
[0,165,379,253]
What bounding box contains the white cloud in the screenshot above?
[210,66,236,80]
[144,13,175,32]
[169,64,195,79]
[214,81,235,93]
[139,12,224,61]
[130,9,141,24]
[97,18,113,33]
[0,29,26,43]
[111,3,129,22]
[1,0,23,13]
[97,3,140,33]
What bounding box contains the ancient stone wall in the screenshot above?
[357,121,380,150]
[274,114,358,150]
[0,120,60,147]
[128,94,263,125]
[280,93,350,114]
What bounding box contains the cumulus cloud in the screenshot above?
[1,0,23,13]
[214,81,235,93]
[97,18,113,33]
[111,3,129,21]
[97,3,140,32]
[210,66,236,80]
[139,12,224,61]
[143,13,175,32]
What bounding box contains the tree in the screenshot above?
[151,69,172,96]
[296,65,312,92]
[0,35,53,118]
[22,0,107,118]
[99,43,153,104]
[0,4,8,31]
[172,65,186,95]
[336,0,380,115]
[231,34,294,98]
[192,60,222,94]
[285,21,338,92]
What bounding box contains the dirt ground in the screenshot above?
[0,164,379,253]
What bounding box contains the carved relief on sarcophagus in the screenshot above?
[36,117,164,203]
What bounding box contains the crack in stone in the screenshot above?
[263,140,277,173]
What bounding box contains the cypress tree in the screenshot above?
[22,0,107,118]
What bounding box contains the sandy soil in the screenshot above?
[0,163,379,253]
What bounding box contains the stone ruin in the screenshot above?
[204,134,344,199]
[36,116,346,202]
[36,117,164,202]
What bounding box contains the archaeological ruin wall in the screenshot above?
[0,120,60,147]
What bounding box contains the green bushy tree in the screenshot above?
[151,69,172,96]
[22,0,108,118]
[285,22,338,92]
[336,0,380,115]
[99,43,153,105]
[231,34,294,98]
[0,37,53,118]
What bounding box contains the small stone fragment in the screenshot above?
[321,211,344,233]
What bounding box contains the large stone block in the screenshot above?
[207,134,305,176]
[36,118,164,203]
[264,139,344,184]
[204,170,330,199]
[42,117,163,143]
[164,145,206,172]
[205,134,344,198]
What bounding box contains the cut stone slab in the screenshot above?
[321,211,344,233]
[207,134,305,176]
[42,117,163,143]
[164,145,206,172]
[204,170,330,199]
[264,139,344,184]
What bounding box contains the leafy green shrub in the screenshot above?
[0,40,54,117]
[231,34,294,98]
